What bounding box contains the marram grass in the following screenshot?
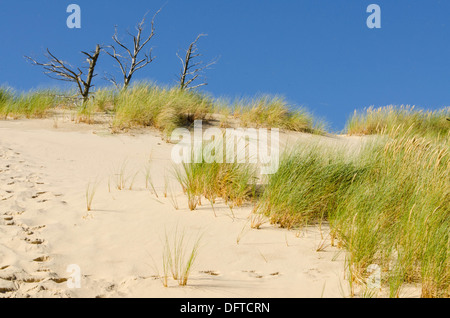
[173,135,258,212]
[161,227,202,287]
[0,89,57,119]
[346,105,450,140]
[1,84,325,138]
[255,129,449,297]
[112,84,214,138]
[232,95,322,133]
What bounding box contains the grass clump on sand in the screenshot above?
[76,87,118,123]
[232,95,322,133]
[174,136,258,212]
[89,87,118,113]
[255,128,449,298]
[112,83,214,138]
[255,143,362,229]
[85,181,99,212]
[333,131,448,298]
[160,227,202,287]
[346,105,450,140]
[175,160,257,212]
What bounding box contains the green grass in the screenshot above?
[255,143,362,229]
[231,95,323,133]
[2,84,448,297]
[255,128,449,297]
[346,105,450,140]
[174,136,258,212]
[0,87,13,117]
[1,84,326,138]
[89,87,118,112]
[112,83,214,138]
[161,227,202,287]
[0,89,57,119]
[72,87,117,123]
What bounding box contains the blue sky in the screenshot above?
[1,0,450,131]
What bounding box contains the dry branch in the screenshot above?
[104,9,161,90]
[178,34,217,91]
[25,44,102,105]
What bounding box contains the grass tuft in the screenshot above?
[232,95,322,133]
[112,83,214,138]
[86,181,99,212]
[346,105,450,140]
[161,227,202,287]
[173,135,258,211]
[0,89,57,119]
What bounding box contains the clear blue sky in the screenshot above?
[1,0,450,131]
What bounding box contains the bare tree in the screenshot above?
[104,9,161,90]
[25,44,102,105]
[177,34,217,91]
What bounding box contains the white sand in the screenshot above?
[0,117,365,298]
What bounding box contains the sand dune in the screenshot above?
[0,117,365,298]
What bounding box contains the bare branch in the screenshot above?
[112,26,133,59]
[103,73,121,91]
[105,8,162,90]
[103,45,127,80]
[24,44,101,105]
[178,34,217,91]
[186,83,208,90]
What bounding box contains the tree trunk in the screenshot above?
[81,45,101,106]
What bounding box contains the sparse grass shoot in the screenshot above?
[112,160,129,190]
[161,227,202,287]
[86,180,99,212]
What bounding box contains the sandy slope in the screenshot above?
[0,117,366,298]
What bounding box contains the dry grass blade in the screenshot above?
[86,180,99,211]
[161,227,202,287]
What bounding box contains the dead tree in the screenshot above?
[177,34,217,91]
[104,10,161,90]
[25,44,101,105]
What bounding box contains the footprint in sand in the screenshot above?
[6,202,25,215]
[0,194,14,202]
[15,224,45,237]
[33,256,50,263]
[2,210,24,217]
[240,270,281,279]
[0,280,17,293]
[304,268,322,281]
[199,270,221,277]
[2,216,15,226]
[0,262,69,296]
[3,216,16,226]
[0,147,68,297]
[24,238,45,245]
[31,191,47,199]
[30,225,46,231]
